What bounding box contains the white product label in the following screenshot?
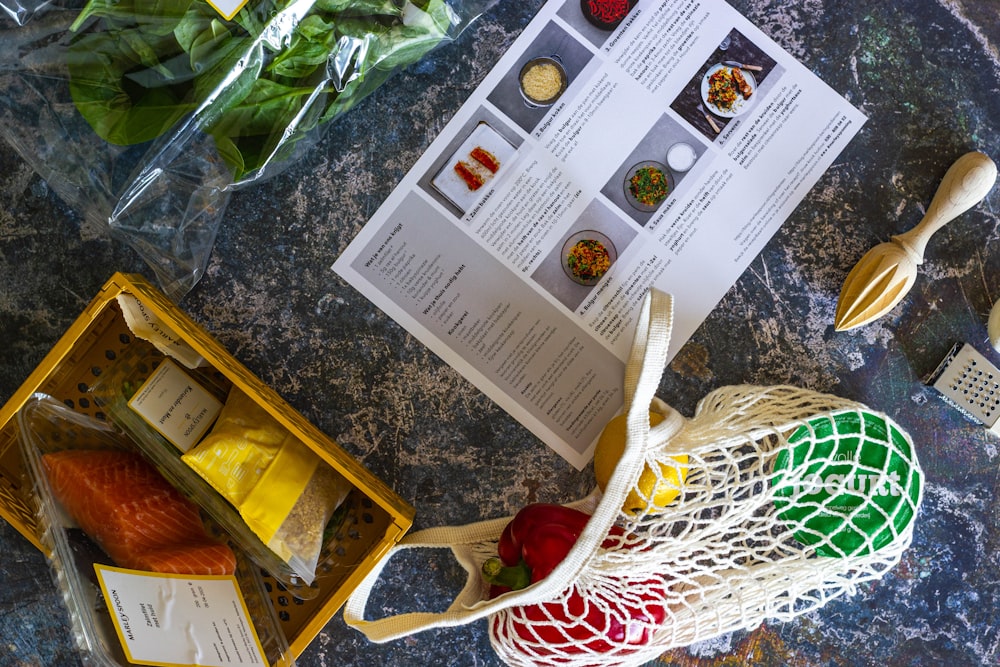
[94,565,267,667]
[117,294,207,369]
[129,359,223,453]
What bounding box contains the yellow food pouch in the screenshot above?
[182,389,349,580]
[181,389,293,505]
[239,436,318,553]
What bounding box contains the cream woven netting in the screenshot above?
[489,386,923,666]
[343,290,924,667]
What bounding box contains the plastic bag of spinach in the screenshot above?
[0,0,494,298]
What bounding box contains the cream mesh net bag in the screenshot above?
[344,289,924,666]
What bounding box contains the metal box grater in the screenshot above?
[0,272,414,660]
[927,342,1000,434]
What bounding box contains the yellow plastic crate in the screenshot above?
[0,272,414,659]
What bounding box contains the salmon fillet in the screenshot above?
[470,146,500,173]
[731,67,753,98]
[43,449,236,576]
[454,160,485,190]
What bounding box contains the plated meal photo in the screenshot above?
[701,63,757,117]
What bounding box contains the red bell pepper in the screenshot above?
[482,503,668,663]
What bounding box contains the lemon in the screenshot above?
[593,412,689,515]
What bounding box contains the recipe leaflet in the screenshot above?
[333,0,865,469]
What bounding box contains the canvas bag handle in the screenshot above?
[342,288,684,642]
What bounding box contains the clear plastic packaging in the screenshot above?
[183,387,352,583]
[0,0,495,299]
[90,342,351,595]
[16,393,296,667]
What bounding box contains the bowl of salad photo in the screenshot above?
[562,230,617,286]
[624,161,673,212]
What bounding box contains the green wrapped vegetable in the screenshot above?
[66,0,452,178]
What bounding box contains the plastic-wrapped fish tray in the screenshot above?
[18,394,296,666]
[0,272,415,661]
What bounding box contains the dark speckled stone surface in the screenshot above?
[2,0,1000,665]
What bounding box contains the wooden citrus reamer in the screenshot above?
[834,151,997,332]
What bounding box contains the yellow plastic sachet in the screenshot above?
[182,389,350,581]
[239,436,319,553]
[181,389,294,506]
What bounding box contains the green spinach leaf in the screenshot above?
[66,0,455,177]
[68,31,196,145]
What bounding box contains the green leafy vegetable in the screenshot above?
[66,0,453,179]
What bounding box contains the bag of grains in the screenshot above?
[182,388,351,583]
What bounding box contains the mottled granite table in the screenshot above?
[2,0,999,665]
